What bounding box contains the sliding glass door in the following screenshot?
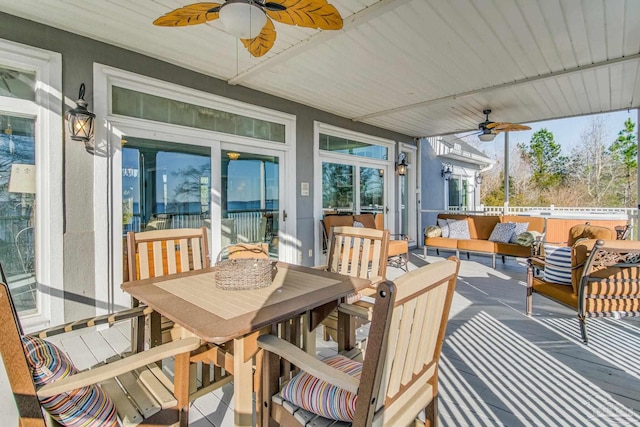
[221,149,281,259]
[122,137,211,235]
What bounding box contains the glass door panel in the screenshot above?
[359,166,384,215]
[322,162,354,214]
[122,137,211,235]
[0,114,37,314]
[222,150,279,258]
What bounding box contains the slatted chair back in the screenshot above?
[258,257,460,427]
[126,226,210,281]
[326,226,389,284]
[0,281,197,427]
[365,257,459,426]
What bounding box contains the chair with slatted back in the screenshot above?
[126,227,236,400]
[0,279,200,427]
[126,226,210,349]
[320,226,389,350]
[257,257,460,427]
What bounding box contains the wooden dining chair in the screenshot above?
[257,257,460,427]
[125,227,235,400]
[320,226,389,350]
[126,226,210,349]
[0,280,200,427]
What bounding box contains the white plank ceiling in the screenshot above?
[0,0,638,138]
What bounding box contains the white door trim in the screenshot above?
[94,64,296,314]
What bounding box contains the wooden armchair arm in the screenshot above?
[338,302,372,321]
[30,305,154,339]
[257,334,359,394]
[37,337,201,398]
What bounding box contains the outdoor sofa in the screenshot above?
[424,213,546,267]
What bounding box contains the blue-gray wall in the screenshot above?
[0,12,415,319]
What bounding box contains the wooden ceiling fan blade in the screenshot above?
[493,124,532,133]
[241,18,276,57]
[266,0,343,30]
[263,2,287,12]
[153,3,222,26]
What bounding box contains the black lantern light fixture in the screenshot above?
[66,83,95,142]
[475,173,483,185]
[395,153,408,176]
[441,163,453,180]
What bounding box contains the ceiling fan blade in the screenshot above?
[263,2,287,12]
[488,122,532,132]
[241,18,276,57]
[265,0,342,30]
[153,3,222,26]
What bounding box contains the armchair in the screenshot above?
[527,239,640,343]
[257,258,460,427]
[0,280,200,427]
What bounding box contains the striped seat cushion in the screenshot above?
[543,244,573,285]
[21,335,118,427]
[280,354,362,422]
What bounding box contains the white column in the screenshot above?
[504,132,510,215]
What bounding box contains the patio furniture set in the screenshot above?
[1,224,459,426]
[3,219,640,426]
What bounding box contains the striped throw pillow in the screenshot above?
[280,355,362,422]
[543,244,573,285]
[21,336,118,427]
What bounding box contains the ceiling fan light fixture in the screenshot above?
[478,131,496,142]
[219,1,266,40]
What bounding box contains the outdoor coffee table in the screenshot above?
[122,261,370,427]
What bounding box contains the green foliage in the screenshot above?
[518,129,566,188]
[609,118,637,170]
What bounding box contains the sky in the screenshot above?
[476,109,638,160]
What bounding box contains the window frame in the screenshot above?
[0,39,63,331]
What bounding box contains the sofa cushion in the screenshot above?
[280,354,362,422]
[352,213,376,229]
[532,277,578,307]
[543,244,572,285]
[458,239,495,253]
[425,236,459,249]
[21,336,118,427]
[323,215,354,238]
[516,230,543,246]
[437,218,450,238]
[425,225,441,238]
[509,222,529,243]
[448,219,470,239]
[489,223,516,243]
[493,242,533,257]
[502,215,545,233]
[468,216,500,240]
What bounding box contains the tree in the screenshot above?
[518,128,566,188]
[566,116,616,206]
[608,118,637,206]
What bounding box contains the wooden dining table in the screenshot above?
[121,261,371,427]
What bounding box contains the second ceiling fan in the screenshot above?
[477,109,531,141]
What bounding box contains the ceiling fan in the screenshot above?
[153,0,343,58]
[477,109,531,141]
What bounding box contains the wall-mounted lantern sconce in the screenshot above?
[66,83,95,142]
[395,153,408,176]
[441,163,453,180]
[475,173,483,185]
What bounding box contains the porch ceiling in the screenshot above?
[1,0,639,138]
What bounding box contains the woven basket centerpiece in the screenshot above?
[215,244,275,290]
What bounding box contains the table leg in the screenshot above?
[233,335,254,427]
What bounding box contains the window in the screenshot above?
[447,176,469,211]
[0,40,62,330]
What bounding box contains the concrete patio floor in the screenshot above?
[1,249,639,426]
